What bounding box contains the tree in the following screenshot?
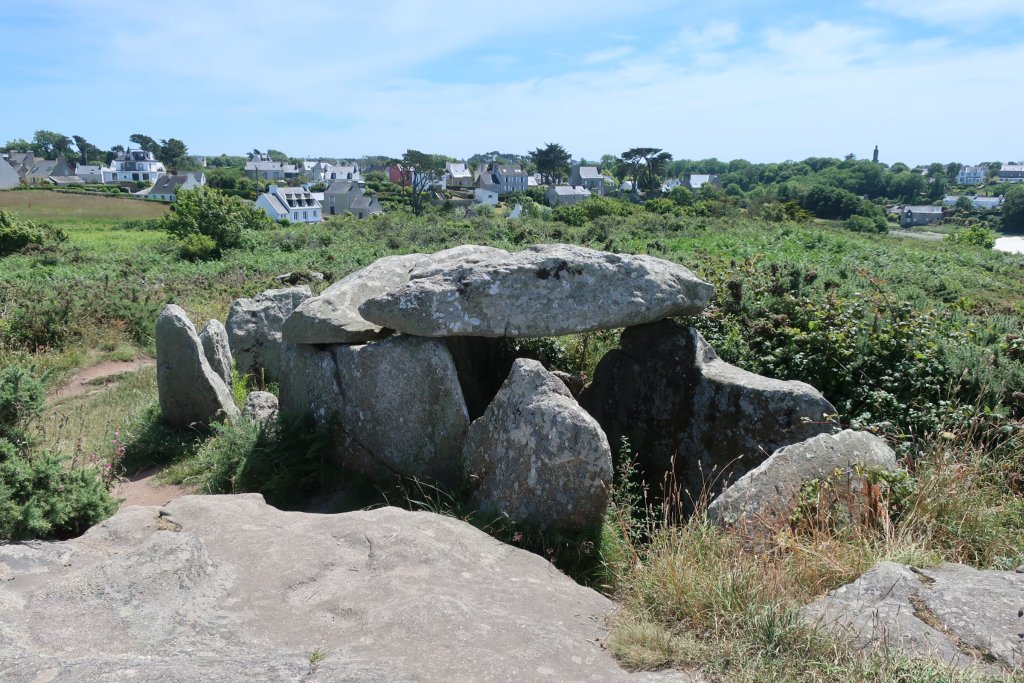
[1003,185,1024,233]
[620,148,673,194]
[160,186,272,255]
[128,134,160,154]
[529,143,571,185]
[158,138,189,170]
[31,130,74,160]
[71,135,103,165]
[2,138,31,152]
[401,150,447,216]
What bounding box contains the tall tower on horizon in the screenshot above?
[872,145,879,163]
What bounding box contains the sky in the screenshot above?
[1,0,1022,166]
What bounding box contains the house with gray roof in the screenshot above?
[74,165,104,183]
[322,179,380,219]
[24,158,68,185]
[481,164,532,196]
[349,195,383,219]
[245,160,299,180]
[546,185,592,206]
[900,205,943,228]
[568,165,607,195]
[0,158,21,189]
[445,162,473,189]
[255,185,321,223]
[999,163,1024,183]
[147,172,206,202]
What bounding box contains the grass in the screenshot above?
[0,188,167,223]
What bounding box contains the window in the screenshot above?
[132,173,139,181]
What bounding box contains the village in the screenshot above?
[3,143,1022,230]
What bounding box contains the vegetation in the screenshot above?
[1,178,1022,679]
[160,186,273,255]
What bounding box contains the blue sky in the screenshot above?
[1,0,1021,165]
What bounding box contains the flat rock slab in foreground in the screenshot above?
[0,495,688,682]
[802,562,1024,675]
[359,244,714,338]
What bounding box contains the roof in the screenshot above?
[150,175,190,194]
[263,193,289,215]
[549,185,591,196]
[49,175,83,185]
[575,166,603,179]
[75,165,102,175]
[351,196,379,210]
[325,180,360,195]
[1000,164,1024,172]
[27,160,58,177]
[905,205,943,214]
[446,162,471,177]
[493,164,527,177]
[688,174,717,188]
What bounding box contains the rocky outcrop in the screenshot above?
[802,562,1024,675]
[242,391,279,427]
[333,335,470,488]
[0,495,689,682]
[580,320,836,509]
[463,359,613,531]
[227,286,311,382]
[359,244,714,338]
[199,318,233,388]
[282,246,509,345]
[707,430,899,531]
[155,305,239,428]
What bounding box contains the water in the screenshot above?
[994,236,1024,254]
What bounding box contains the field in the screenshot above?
[0,188,167,225]
[2,190,1023,681]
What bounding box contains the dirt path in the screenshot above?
[49,357,156,402]
[48,356,193,507]
[113,467,196,508]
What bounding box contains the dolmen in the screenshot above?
[156,244,875,532]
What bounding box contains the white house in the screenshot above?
[474,187,499,205]
[102,149,166,184]
[255,185,321,223]
[147,172,206,202]
[957,165,987,185]
[546,185,591,206]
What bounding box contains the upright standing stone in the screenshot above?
[155,305,239,428]
[198,319,233,388]
[464,359,613,531]
[334,335,470,488]
[580,320,836,510]
[226,286,311,383]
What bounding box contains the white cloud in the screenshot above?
[863,0,1024,26]
[583,46,634,64]
[674,20,739,52]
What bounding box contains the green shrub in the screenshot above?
[844,214,886,234]
[0,364,116,541]
[551,204,588,227]
[161,186,273,253]
[946,224,997,249]
[177,233,220,261]
[0,452,117,540]
[0,208,46,256]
